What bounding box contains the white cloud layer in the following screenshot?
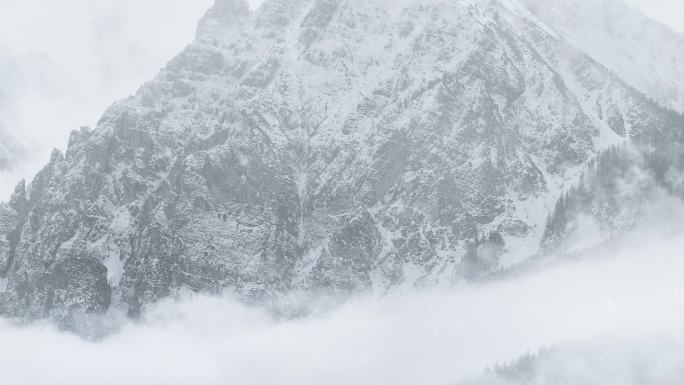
[1,232,683,385]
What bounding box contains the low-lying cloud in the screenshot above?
[1,231,683,385]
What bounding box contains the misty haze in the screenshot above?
[1,0,684,384]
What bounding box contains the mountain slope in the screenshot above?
[0,0,682,331]
[520,0,684,112]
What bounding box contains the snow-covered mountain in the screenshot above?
[0,0,682,332]
[520,0,684,112]
[520,0,684,113]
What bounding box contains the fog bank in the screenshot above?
[1,232,683,385]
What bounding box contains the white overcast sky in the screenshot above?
[0,0,681,201]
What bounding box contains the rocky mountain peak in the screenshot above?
[8,180,26,216]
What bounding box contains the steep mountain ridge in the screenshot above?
[0,0,682,331]
[520,0,684,112]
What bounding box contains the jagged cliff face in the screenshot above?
[0,0,682,330]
